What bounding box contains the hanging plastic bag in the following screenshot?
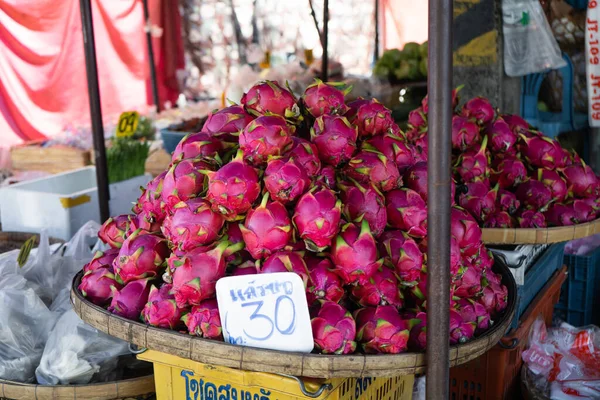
[35,309,130,385]
[502,0,567,76]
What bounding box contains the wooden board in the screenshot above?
[10,142,91,174]
[70,265,517,379]
[482,218,600,244]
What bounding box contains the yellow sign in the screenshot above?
[116,111,139,138]
[17,235,37,267]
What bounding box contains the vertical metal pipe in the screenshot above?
[373,0,379,63]
[321,0,329,81]
[426,0,453,398]
[142,0,161,112]
[79,0,110,222]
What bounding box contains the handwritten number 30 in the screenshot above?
[241,296,296,340]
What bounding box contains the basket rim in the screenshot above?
[70,263,516,378]
[481,218,600,244]
[0,374,153,389]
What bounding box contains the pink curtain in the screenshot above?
[381,0,428,50]
[0,0,183,149]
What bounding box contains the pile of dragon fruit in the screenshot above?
[79,80,509,355]
[407,89,600,228]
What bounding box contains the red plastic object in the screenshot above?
[449,266,568,400]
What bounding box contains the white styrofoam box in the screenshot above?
[0,167,151,241]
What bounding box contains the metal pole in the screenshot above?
[142,0,161,112]
[373,0,379,63]
[321,0,329,81]
[426,0,453,398]
[79,0,110,223]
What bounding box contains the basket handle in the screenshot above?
[278,374,333,398]
[129,343,147,354]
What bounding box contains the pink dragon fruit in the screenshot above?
[378,230,424,285]
[302,79,350,118]
[315,166,337,189]
[451,115,480,151]
[363,132,416,173]
[386,188,428,238]
[161,198,224,252]
[408,271,428,306]
[451,206,483,257]
[484,210,514,228]
[349,99,394,137]
[229,260,259,276]
[162,158,213,210]
[201,105,255,143]
[264,158,311,204]
[113,230,169,284]
[171,240,232,307]
[519,135,568,169]
[573,199,598,223]
[407,107,427,129]
[331,220,382,285]
[311,301,357,354]
[408,311,427,351]
[455,298,491,333]
[240,80,301,119]
[538,169,568,202]
[516,179,553,211]
[345,97,370,121]
[414,134,428,162]
[517,209,547,228]
[260,251,310,285]
[458,181,498,223]
[421,86,462,113]
[79,267,122,306]
[128,211,161,234]
[461,97,495,126]
[171,132,228,163]
[497,189,520,214]
[292,186,342,251]
[562,160,600,198]
[502,114,529,135]
[98,215,132,248]
[311,115,358,166]
[205,151,261,221]
[475,247,495,271]
[404,162,428,201]
[182,299,222,339]
[240,194,292,259]
[239,115,294,166]
[453,267,483,298]
[345,149,401,192]
[83,248,120,273]
[108,278,152,320]
[286,137,322,175]
[480,278,508,317]
[354,305,410,354]
[337,180,387,237]
[455,135,490,183]
[133,171,166,223]
[449,309,476,345]
[351,266,403,308]
[490,157,527,189]
[306,257,344,304]
[141,283,185,329]
[488,118,517,152]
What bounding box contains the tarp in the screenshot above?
[382,0,428,50]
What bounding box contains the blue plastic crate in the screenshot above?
[565,0,587,9]
[160,128,187,154]
[554,246,600,326]
[510,243,565,330]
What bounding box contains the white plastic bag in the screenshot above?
[503,0,567,76]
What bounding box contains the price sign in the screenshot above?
[215,272,314,353]
[116,111,139,138]
[587,1,600,126]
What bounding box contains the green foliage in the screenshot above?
[107,138,150,184]
[373,41,428,82]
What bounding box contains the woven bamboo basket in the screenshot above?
[481,218,600,245]
[0,375,155,400]
[10,142,91,174]
[70,263,516,379]
[0,232,64,254]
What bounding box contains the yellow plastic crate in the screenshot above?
[137,350,414,400]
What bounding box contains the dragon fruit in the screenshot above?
[230,260,259,276]
[264,158,311,204]
[162,158,213,210]
[79,268,122,306]
[141,284,185,329]
[451,207,483,257]
[404,162,428,201]
[453,267,483,298]
[407,272,428,305]
[337,180,387,237]
[516,179,553,211]
[538,169,568,202]
[133,171,166,223]
[315,166,337,189]
[454,298,491,333]
[458,181,498,223]
[311,301,357,354]
[292,186,342,251]
[202,105,255,143]
[306,258,344,304]
[240,194,292,259]
[461,97,495,126]
[172,132,228,163]
[573,199,597,223]
[129,211,161,234]
[408,311,427,351]
[519,135,568,169]
[449,309,476,345]
[480,279,508,317]
[562,160,600,198]
[354,305,410,354]
[491,157,527,189]
[331,220,382,285]
[108,278,152,320]
[378,230,424,285]
[414,134,428,161]
[113,230,169,284]
[502,114,529,135]
[240,80,300,119]
[385,188,428,238]
[484,210,514,228]
[171,240,232,307]
[451,115,480,151]
[345,149,401,192]
[311,115,358,166]
[517,209,547,228]
[345,98,370,121]
[260,251,310,285]
[302,79,350,118]
[205,151,261,221]
[239,115,294,165]
[98,215,132,248]
[488,118,517,152]
[497,189,520,214]
[161,198,224,252]
[351,266,403,308]
[363,132,416,173]
[182,299,222,339]
[454,135,489,183]
[421,86,462,113]
[407,107,427,129]
[349,99,394,137]
[84,248,120,273]
[286,137,322,175]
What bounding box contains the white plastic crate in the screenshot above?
[0,167,151,240]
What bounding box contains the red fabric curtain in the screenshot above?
[0,0,183,147]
